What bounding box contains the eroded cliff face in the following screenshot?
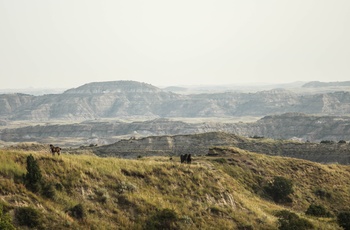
[0,93,34,117]
[8,81,183,120]
[1,114,350,145]
[2,81,350,121]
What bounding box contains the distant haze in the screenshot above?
[1,0,349,89]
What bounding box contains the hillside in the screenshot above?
[0,145,349,229]
[2,80,350,121]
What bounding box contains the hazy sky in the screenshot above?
[1,1,349,89]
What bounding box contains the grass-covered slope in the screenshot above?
[0,145,350,229]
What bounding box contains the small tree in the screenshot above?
[24,154,42,192]
[265,176,293,202]
[338,212,350,230]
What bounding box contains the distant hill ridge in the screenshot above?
[1,80,350,120]
[302,81,350,88]
[63,80,161,94]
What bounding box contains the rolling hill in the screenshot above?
[0,144,349,229]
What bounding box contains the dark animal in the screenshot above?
[50,144,61,156]
[180,154,185,163]
[180,154,191,164]
[186,154,192,164]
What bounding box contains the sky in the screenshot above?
[1,0,349,89]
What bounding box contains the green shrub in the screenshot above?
[0,204,15,230]
[305,204,331,217]
[42,182,56,199]
[15,206,43,228]
[314,188,332,199]
[275,210,313,230]
[69,204,86,220]
[144,208,178,230]
[265,176,293,203]
[337,212,350,230]
[24,154,42,193]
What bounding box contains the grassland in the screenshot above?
[0,144,349,229]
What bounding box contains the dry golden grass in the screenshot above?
[0,144,349,229]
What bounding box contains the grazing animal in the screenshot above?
[50,144,61,156]
[180,154,192,164]
[186,154,192,164]
[182,154,188,163]
[180,154,185,163]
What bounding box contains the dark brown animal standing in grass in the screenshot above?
[186,154,192,164]
[180,154,188,163]
[180,154,192,164]
[50,144,61,156]
[180,154,185,163]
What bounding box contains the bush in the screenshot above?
[0,204,15,230]
[15,206,43,228]
[337,212,350,230]
[275,210,313,230]
[265,176,293,203]
[24,154,42,193]
[42,182,56,199]
[305,204,331,217]
[144,208,178,230]
[69,204,86,220]
[314,188,332,199]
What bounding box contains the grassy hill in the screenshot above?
[0,144,350,229]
